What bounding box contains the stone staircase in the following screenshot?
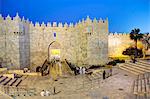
[132,73,150,98]
[119,60,150,75]
[86,71,102,81]
[0,75,36,98]
[0,75,27,87]
[83,70,103,88]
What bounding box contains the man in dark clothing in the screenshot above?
[53,87,56,94]
[0,62,2,68]
[103,70,106,80]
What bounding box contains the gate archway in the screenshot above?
[48,41,61,62]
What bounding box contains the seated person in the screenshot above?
[23,68,28,73]
[40,90,45,96]
[45,90,50,96]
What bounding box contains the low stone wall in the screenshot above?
[8,70,41,76]
[2,73,14,78]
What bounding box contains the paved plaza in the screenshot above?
[11,67,137,99]
[1,59,150,99]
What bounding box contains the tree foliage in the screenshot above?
[130,28,143,42]
[122,47,143,58]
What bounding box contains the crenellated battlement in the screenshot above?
[109,32,150,37]
[0,13,149,70]
[109,32,129,36]
[0,13,110,68]
[0,13,108,29]
[2,13,149,70]
[0,13,133,38]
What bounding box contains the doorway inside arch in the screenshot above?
[49,41,61,61]
[48,41,63,79]
[40,41,71,78]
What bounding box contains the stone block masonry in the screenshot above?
[1,13,141,70]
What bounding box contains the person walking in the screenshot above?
[82,67,86,74]
[103,70,106,80]
[79,67,82,74]
[53,87,56,95]
[110,68,112,76]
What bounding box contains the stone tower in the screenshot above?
[0,13,30,69]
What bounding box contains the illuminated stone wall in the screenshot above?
[2,13,147,70]
[0,14,30,69]
[0,14,109,69]
[108,33,133,58]
[1,13,147,70]
[29,16,109,68]
[108,33,146,58]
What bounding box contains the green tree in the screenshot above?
[130,28,143,58]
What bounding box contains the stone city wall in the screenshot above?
[1,13,142,70]
[108,32,147,58]
[29,16,109,68]
[0,14,30,69]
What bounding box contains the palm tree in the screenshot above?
[130,28,143,58]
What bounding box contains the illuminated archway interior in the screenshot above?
[50,41,61,60]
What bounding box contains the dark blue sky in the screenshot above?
[0,0,150,33]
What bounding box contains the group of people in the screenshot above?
[74,67,86,75]
[40,90,51,96]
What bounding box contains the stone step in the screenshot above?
[124,63,149,71]
[0,76,5,81]
[119,64,143,75]
[133,74,150,95]
[143,76,147,93]
[9,78,18,86]
[91,74,98,79]
[7,78,17,86]
[133,77,140,94]
[127,61,150,68]
[0,76,8,84]
[13,79,22,87]
[20,75,28,80]
[96,71,103,75]
[136,62,150,68]
[0,75,3,78]
[86,73,101,81]
[125,63,150,72]
[138,60,150,65]
[134,64,150,72]
[133,80,137,94]
[86,75,93,81]
[92,72,102,78]
[1,78,12,85]
[119,66,140,75]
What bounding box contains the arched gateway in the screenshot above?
[48,41,61,62]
